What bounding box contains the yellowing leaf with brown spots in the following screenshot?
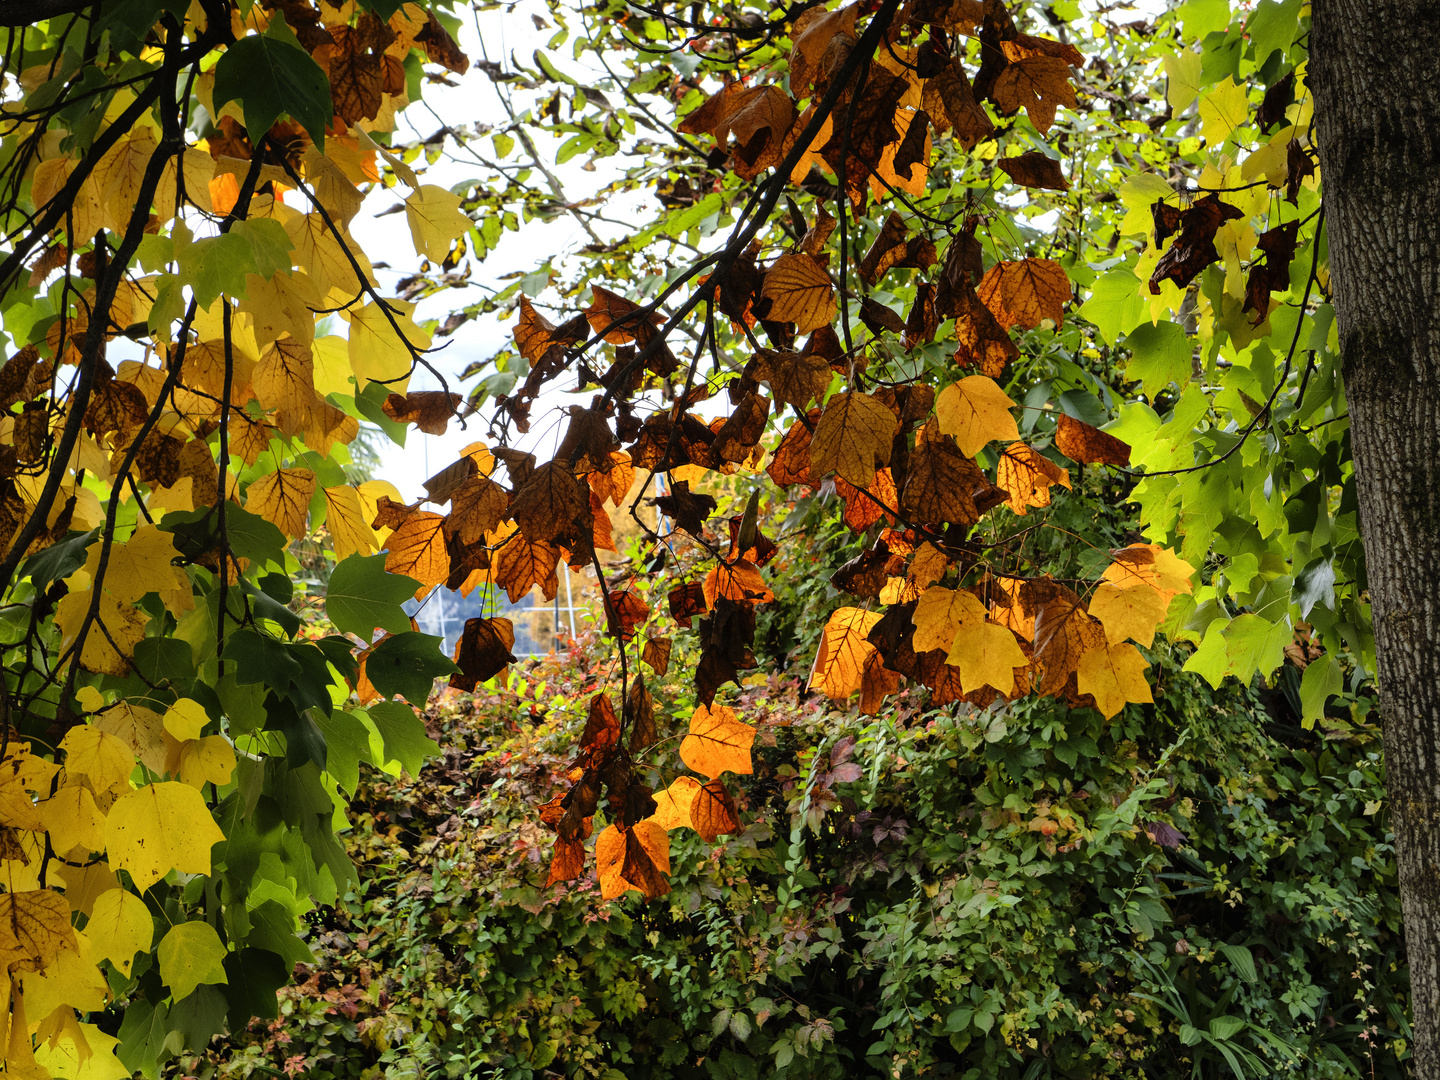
[1076,641,1154,718]
[680,703,756,780]
[245,468,317,539]
[933,376,1019,457]
[976,259,1070,330]
[54,589,149,676]
[996,442,1071,515]
[761,253,836,333]
[383,509,449,592]
[103,782,225,892]
[1100,543,1196,605]
[0,889,77,974]
[809,392,898,487]
[808,607,882,700]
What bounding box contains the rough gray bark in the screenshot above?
[1311,2,1440,1072]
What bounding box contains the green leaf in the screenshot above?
[223,628,302,692]
[1245,0,1302,66]
[244,900,315,968]
[366,700,441,776]
[326,553,420,640]
[1209,1015,1246,1041]
[1216,942,1257,982]
[174,225,257,310]
[1299,653,1343,729]
[221,948,289,1029]
[167,984,229,1053]
[161,504,288,570]
[1079,270,1147,346]
[213,31,333,148]
[230,218,295,281]
[1293,557,1335,619]
[116,999,170,1079]
[1123,321,1193,401]
[157,922,229,1002]
[311,710,376,793]
[363,632,455,706]
[22,529,96,590]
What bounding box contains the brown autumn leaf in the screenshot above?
[588,450,636,508]
[1055,413,1131,467]
[809,391,898,487]
[1002,33,1085,68]
[1025,579,1106,696]
[382,391,462,436]
[1244,220,1300,321]
[906,280,939,348]
[604,590,650,642]
[859,650,902,715]
[923,60,995,149]
[579,692,621,756]
[767,414,819,488]
[753,348,832,410]
[900,427,986,527]
[711,392,770,464]
[760,253,836,333]
[996,442,1072,515]
[691,779,742,842]
[798,206,837,256]
[991,54,1077,135]
[860,296,907,336]
[668,580,708,628]
[832,540,908,600]
[494,535,562,602]
[949,281,1019,377]
[997,151,1068,190]
[444,475,510,545]
[909,0,984,32]
[513,296,584,364]
[725,85,797,180]
[642,635,672,677]
[510,461,587,545]
[1148,194,1244,295]
[859,213,909,286]
[835,468,899,534]
[789,3,860,92]
[1286,139,1315,204]
[586,285,660,345]
[372,494,421,531]
[627,675,657,754]
[976,259,1070,330]
[655,480,717,536]
[545,834,586,887]
[449,617,516,692]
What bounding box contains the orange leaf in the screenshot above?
[996,442,1071,516]
[808,607,882,699]
[646,776,701,831]
[383,510,449,592]
[976,259,1070,330]
[761,253,836,333]
[1055,414,1131,467]
[691,779,741,842]
[679,702,756,779]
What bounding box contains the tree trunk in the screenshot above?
[1311,2,1440,1072]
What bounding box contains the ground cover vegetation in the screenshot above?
[0,0,1428,1075]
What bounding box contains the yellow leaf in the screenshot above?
[976,258,1070,330]
[323,485,380,559]
[679,704,755,780]
[301,146,365,228]
[405,184,471,261]
[238,270,323,350]
[0,746,60,831]
[162,699,209,742]
[946,620,1029,695]
[58,728,134,795]
[760,253,836,333]
[1198,77,1249,145]
[245,468,317,539]
[79,525,187,604]
[94,700,167,775]
[1088,581,1168,647]
[1100,543,1196,605]
[103,782,225,892]
[40,786,106,854]
[280,208,368,300]
[807,607,881,700]
[20,932,108,1018]
[911,585,986,653]
[175,736,236,789]
[86,890,151,978]
[343,298,427,391]
[1076,641,1154,719]
[357,479,404,544]
[933,375,1020,457]
[646,776,701,832]
[33,1022,130,1080]
[312,334,356,397]
[156,921,228,1002]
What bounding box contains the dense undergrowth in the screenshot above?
[181,627,1408,1080]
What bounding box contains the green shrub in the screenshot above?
[184,635,1407,1080]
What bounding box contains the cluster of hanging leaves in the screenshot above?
[449,0,1219,902]
[0,0,475,1074]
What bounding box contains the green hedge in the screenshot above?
[182,639,1408,1080]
